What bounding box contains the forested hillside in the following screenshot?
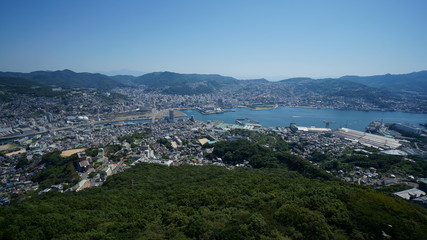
[0,70,125,90]
[133,71,239,94]
[340,71,427,94]
[0,77,65,101]
[1,163,427,240]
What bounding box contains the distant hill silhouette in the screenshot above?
[1,69,426,95]
[0,76,43,87]
[0,76,64,101]
[277,71,427,95]
[0,69,125,90]
[133,71,239,94]
[339,71,427,94]
[110,75,138,85]
[134,71,239,86]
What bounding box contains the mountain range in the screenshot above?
[1,69,426,96]
[0,69,124,90]
[0,76,65,101]
[339,71,427,95]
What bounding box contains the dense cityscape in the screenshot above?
[2,1,427,239]
[1,83,427,207]
[1,71,427,240]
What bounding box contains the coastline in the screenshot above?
[0,110,188,141]
[2,106,426,142]
[241,104,278,111]
[290,105,319,109]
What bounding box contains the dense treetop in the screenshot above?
[1,160,427,239]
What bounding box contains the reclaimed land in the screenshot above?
[244,104,277,110]
[0,110,187,141]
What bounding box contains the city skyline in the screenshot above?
[1,0,427,80]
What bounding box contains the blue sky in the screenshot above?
[1,0,426,80]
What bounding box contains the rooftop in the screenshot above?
[394,188,426,200]
[334,128,401,149]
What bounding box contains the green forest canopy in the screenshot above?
[1,163,427,240]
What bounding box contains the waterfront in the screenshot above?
[3,107,425,144]
[183,106,427,131]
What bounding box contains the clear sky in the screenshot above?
[1,0,426,80]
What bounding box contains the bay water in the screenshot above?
[182,107,427,131]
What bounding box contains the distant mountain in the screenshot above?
[273,78,401,108]
[298,78,397,99]
[111,75,138,85]
[134,71,239,86]
[133,71,240,94]
[279,77,314,83]
[276,71,427,96]
[280,78,394,96]
[1,69,426,96]
[0,70,125,90]
[339,71,427,94]
[99,69,145,76]
[0,76,43,87]
[0,77,64,101]
[241,78,270,84]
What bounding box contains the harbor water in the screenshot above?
[182,106,427,131]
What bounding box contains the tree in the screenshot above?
[15,155,29,169]
[274,204,333,240]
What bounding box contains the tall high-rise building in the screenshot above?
[152,108,157,123]
[46,113,53,123]
[169,110,174,122]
